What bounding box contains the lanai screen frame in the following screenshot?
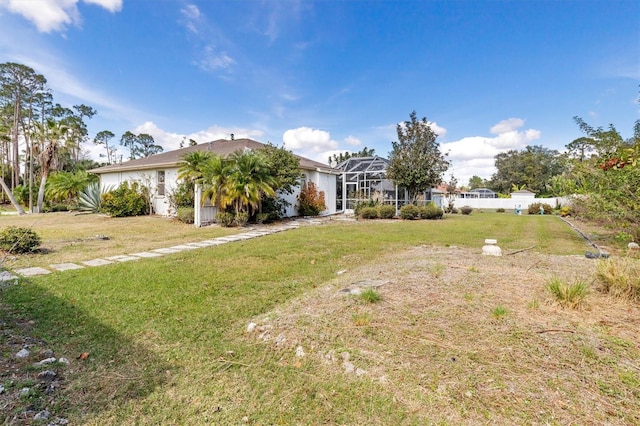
[334,156,408,210]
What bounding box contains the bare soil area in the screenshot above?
[245,245,640,425]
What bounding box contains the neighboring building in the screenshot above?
[510,189,536,199]
[90,138,338,223]
[458,188,498,199]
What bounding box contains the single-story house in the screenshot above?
[90,138,338,223]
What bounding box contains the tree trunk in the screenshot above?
[0,177,26,215]
[36,171,48,213]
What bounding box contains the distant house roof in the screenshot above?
[90,138,333,174]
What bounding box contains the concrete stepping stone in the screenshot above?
[82,259,114,267]
[151,248,183,254]
[0,271,18,282]
[15,267,51,276]
[50,263,84,271]
[105,255,140,262]
[131,251,164,258]
[169,244,199,250]
[199,240,228,246]
[184,242,213,248]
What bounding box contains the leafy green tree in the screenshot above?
[94,130,116,164]
[566,116,640,229]
[120,131,163,159]
[260,143,302,194]
[387,111,449,202]
[328,146,376,167]
[489,145,567,196]
[467,175,487,190]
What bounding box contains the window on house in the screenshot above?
[157,171,165,196]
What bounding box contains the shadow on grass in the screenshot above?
[1,279,170,423]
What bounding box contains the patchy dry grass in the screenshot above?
[0,212,240,269]
[241,247,640,425]
[3,213,638,424]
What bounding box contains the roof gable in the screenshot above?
[90,138,332,174]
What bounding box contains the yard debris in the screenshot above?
[77,352,90,360]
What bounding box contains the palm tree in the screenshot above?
[177,151,213,184]
[36,119,68,212]
[225,151,276,215]
[46,170,98,206]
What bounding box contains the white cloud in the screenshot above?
[490,118,525,134]
[197,46,235,71]
[0,0,122,32]
[344,136,361,146]
[282,127,339,163]
[441,118,541,187]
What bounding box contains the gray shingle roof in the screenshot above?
[90,138,333,174]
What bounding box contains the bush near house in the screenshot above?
[378,204,396,219]
[420,203,444,220]
[176,207,195,224]
[460,206,473,215]
[528,203,553,215]
[297,182,326,216]
[359,207,379,219]
[101,182,150,217]
[400,204,420,220]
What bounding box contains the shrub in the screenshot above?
[255,212,270,224]
[354,199,379,217]
[297,182,326,216]
[528,202,553,215]
[359,206,379,219]
[234,211,249,226]
[460,206,473,215]
[559,206,571,217]
[101,182,150,217]
[449,207,459,214]
[78,182,104,213]
[378,204,396,219]
[496,208,505,213]
[216,212,235,227]
[419,203,443,220]
[546,277,589,308]
[168,180,195,210]
[596,258,640,302]
[176,207,194,224]
[0,226,41,254]
[399,204,420,220]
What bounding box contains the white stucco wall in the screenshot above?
[99,167,179,217]
[99,167,337,219]
[279,170,337,217]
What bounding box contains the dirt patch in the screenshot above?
[245,245,640,424]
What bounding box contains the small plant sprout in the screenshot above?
[546,277,589,308]
[491,305,507,319]
[430,263,445,278]
[352,312,373,326]
[359,287,382,303]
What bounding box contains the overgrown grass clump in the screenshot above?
[546,277,589,308]
[596,257,640,302]
[359,287,382,303]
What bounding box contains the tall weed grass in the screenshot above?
[546,277,589,309]
[596,257,640,302]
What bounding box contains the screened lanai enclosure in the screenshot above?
[334,156,445,211]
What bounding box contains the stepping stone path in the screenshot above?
[2,221,307,280]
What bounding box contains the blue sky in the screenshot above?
[1,0,638,185]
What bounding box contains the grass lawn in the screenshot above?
[1,212,639,424]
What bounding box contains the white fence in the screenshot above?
[451,196,571,211]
